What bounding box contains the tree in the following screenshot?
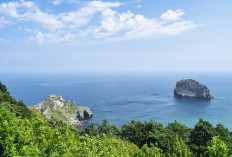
[215,123,232,155]
[121,120,173,151]
[97,119,120,136]
[139,143,163,157]
[0,108,19,156]
[208,136,228,157]
[189,119,216,155]
[78,134,141,156]
[79,120,120,137]
[166,136,192,157]
[167,121,192,143]
[215,123,231,141]
[0,82,9,94]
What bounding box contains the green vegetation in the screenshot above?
[0,107,141,156]
[0,82,33,119]
[79,119,232,156]
[208,136,228,157]
[1,81,232,156]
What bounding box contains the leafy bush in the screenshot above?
[208,136,228,157]
[78,134,140,156]
[166,136,192,157]
[139,143,163,157]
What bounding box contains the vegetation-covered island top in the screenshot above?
[31,94,93,128]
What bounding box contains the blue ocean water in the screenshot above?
[1,73,232,129]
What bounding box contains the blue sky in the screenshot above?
[0,0,232,73]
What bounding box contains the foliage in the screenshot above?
[207,136,228,157]
[0,107,140,157]
[120,120,173,151]
[139,143,163,157]
[0,82,9,94]
[215,123,232,154]
[0,107,19,156]
[189,119,216,155]
[78,134,141,156]
[167,121,192,143]
[0,107,78,156]
[79,119,120,137]
[166,136,192,157]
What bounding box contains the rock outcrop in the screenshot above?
[31,95,93,128]
[174,79,213,100]
[77,107,93,120]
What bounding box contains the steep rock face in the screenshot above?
[77,107,93,120]
[174,79,213,100]
[32,95,93,128]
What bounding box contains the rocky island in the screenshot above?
[174,79,213,100]
[31,94,93,128]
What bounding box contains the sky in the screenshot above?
[0,0,232,73]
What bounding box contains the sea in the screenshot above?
[1,72,232,129]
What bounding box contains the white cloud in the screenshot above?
[0,0,62,29]
[30,31,73,44]
[0,1,19,18]
[84,9,198,42]
[0,1,198,44]
[160,10,185,21]
[49,0,80,5]
[59,1,122,28]
[88,1,122,9]
[50,0,64,5]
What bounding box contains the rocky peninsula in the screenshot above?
[174,79,213,100]
[31,94,93,128]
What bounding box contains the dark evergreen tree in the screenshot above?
[121,120,173,151]
[215,123,232,155]
[167,121,192,143]
[0,82,9,94]
[189,119,216,155]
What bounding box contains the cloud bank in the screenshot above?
[0,0,198,44]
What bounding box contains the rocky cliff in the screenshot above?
[174,79,213,100]
[31,95,93,128]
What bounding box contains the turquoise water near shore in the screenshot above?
[1,73,232,129]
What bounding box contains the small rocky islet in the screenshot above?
[31,94,93,128]
[174,79,213,100]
